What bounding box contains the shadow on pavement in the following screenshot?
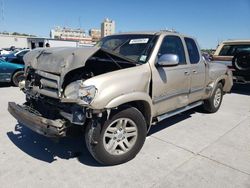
[7,109,197,166]
[231,83,250,95]
[7,124,101,167]
[148,109,195,136]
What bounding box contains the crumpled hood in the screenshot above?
[23,47,100,75]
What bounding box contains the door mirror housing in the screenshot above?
[157,54,179,66]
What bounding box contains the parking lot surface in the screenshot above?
[0,84,250,188]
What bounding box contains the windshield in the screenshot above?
[97,34,157,63]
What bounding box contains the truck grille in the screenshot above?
[32,70,61,99]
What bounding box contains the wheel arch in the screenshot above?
[209,75,231,97]
[11,68,24,86]
[105,92,153,131]
[11,68,24,79]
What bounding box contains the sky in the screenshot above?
[0,0,250,49]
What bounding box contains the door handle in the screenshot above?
[184,71,190,76]
[192,70,198,74]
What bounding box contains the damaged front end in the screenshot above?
[8,47,138,137]
[8,102,67,137]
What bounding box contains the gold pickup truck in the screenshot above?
[8,31,233,165]
[212,40,250,83]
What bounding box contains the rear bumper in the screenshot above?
[232,70,250,84]
[233,76,250,84]
[8,102,67,137]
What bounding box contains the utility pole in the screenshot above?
[78,16,82,29]
[0,0,4,23]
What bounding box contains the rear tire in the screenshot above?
[203,83,223,113]
[12,71,24,87]
[85,107,147,165]
[232,52,250,72]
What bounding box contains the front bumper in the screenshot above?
[8,102,67,137]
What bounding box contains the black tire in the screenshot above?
[232,52,250,72]
[85,107,147,165]
[12,70,24,86]
[203,83,223,113]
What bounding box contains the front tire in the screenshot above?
[203,83,223,113]
[12,71,24,87]
[85,107,147,165]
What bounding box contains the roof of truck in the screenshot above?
[113,30,192,38]
[221,40,250,45]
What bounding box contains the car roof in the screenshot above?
[221,40,250,45]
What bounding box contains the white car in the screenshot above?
[0,49,12,55]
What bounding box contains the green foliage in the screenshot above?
[0,31,36,37]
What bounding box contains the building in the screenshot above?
[89,28,101,42]
[0,34,29,48]
[27,38,80,49]
[0,33,94,49]
[50,27,86,41]
[28,37,95,49]
[101,18,115,38]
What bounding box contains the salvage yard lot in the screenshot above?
[0,84,250,188]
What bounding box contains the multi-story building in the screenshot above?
[101,18,115,38]
[50,27,86,41]
[89,28,101,42]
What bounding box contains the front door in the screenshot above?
[152,35,191,116]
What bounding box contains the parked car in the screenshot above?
[8,31,233,165]
[202,52,212,61]
[0,49,12,56]
[1,49,30,65]
[0,58,25,86]
[212,40,250,83]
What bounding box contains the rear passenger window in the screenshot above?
[158,36,186,64]
[219,44,250,56]
[185,38,200,64]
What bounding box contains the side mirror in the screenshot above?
[157,54,179,66]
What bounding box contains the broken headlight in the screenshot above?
[78,85,97,104]
[64,80,97,104]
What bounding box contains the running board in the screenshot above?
[156,101,203,122]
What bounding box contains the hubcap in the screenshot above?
[103,118,138,155]
[214,88,222,108]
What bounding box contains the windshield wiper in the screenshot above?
[101,48,140,65]
[104,52,122,69]
[111,39,130,52]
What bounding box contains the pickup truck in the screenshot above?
[213,40,250,83]
[8,31,233,165]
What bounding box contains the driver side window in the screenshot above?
[158,36,186,65]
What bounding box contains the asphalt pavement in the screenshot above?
[0,83,249,188]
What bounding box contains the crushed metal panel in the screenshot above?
[23,47,101,75]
